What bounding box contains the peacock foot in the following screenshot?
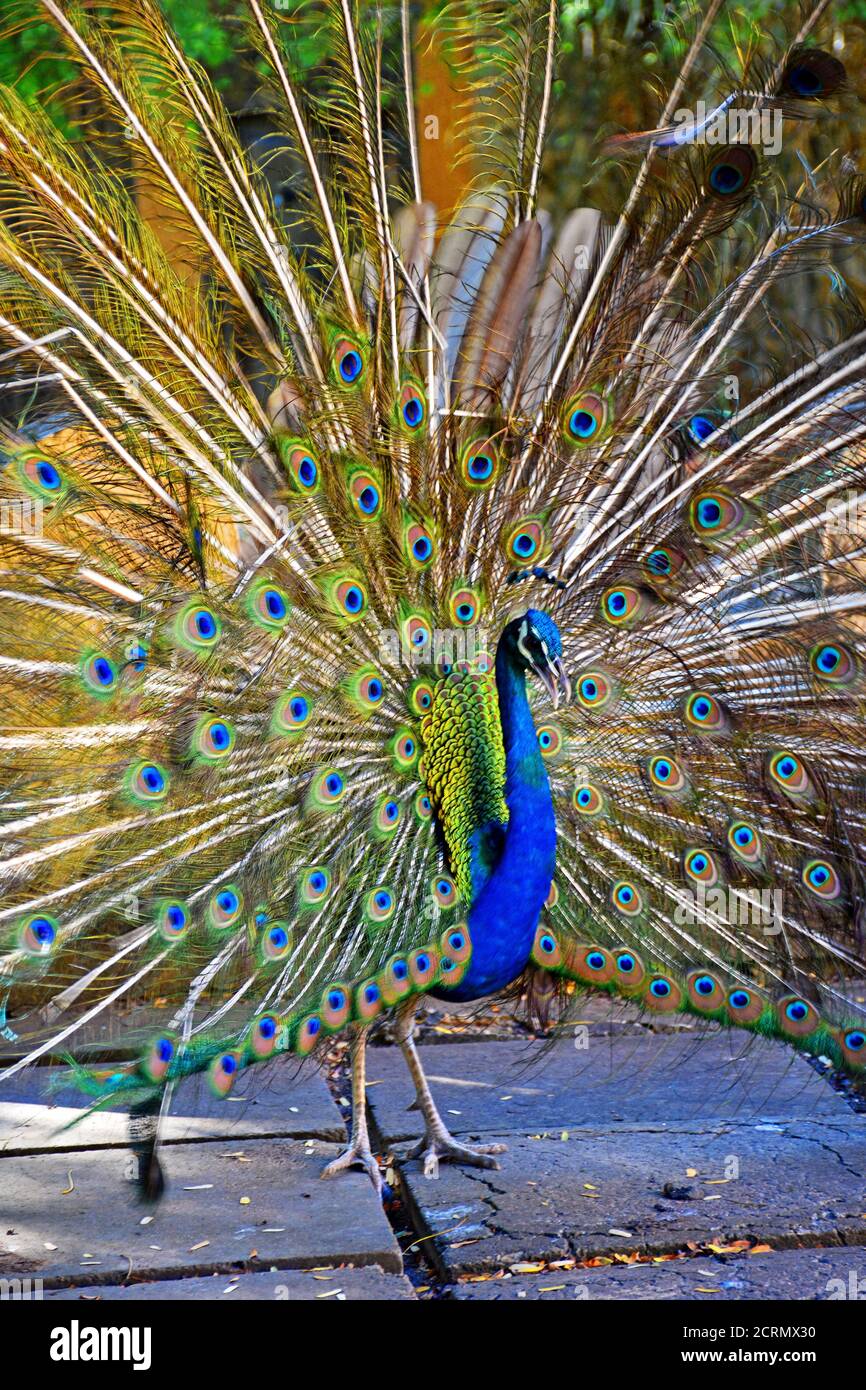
[407,1130,507,1180]
[320,1141,383,1194]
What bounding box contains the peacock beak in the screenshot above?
[534,655,572,710]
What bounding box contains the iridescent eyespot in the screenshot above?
[250,1013,282,1058]
[294,1015,322,1056]
[281,440,321,493]
[687,971,725,1013]
[322,983,351,1030]
[809,642,858,686]
[300,866,331,905]
[405,521,434,569]
[209,1050,242,1097]
[440,924,471,964]
[778,994,819,1036]
[193,716,236,762]
[398,381,426,432]
[503,517,547,566]
[402,612,432,651]
[333,336,366,386]
[19,454,66,497]
[449,586,481,627]
[648,755,688,796]
[261,921,292,963]
[536,724,562,759]
[19,914,57,957]
[688,488,749,541]
[642,546,684,584]
[310,768,346,809]
[415,790,432,820]
[684,847,720,886]
[725,986,765,1023]
[81,652,117,696]
[611,880,643,916]
[366,886,395,923]
[348,469,382,520]
[141,1033,178,1083]
[686,414,717,445]
[460,438,499,489]
[572,783,605,817]
[644,974,681,1012]
[768,749,812,799]
[248,580,290,630]
[432,875,457,908]
[782,49,846,99]
[273,690,312,735]
[392,729,419,771]
[600,585,650,628]
[333,578,367,620]
[727,820,763,865]
[207,885,243,930]
[374,795,402,836]
[842,1029,866,1060]
[126,761,169,803]
[177,601,221,651]
[156,900,189,943]
[802,858,842,900]
[575,669,615,711]
[409,680,434,717]
[683,691,728,733]
[531,925,561,967]
[356,979,383,1021]
[705,145,757,199]
[410,947,439,989]
[563,390,608,445]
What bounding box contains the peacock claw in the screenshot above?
[408,1132,507,1180]
[320,1144,383,1195]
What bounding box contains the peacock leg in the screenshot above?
[395,999,506,1179]
[320,1024,382,1194]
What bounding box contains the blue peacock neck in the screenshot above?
[436,630,558,1002]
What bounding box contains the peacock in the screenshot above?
[2,0,866,1204]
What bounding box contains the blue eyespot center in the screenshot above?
[845,1030,866,1051]
[339,349,362,383]
[358,485,379,514]
[688,415,715,443]
[344,586,362,612]
[786,1000,809,1023]
[468,454,493,479]
[416,954,430,972]
[265,589,287,620]
[695,975,715,996]
[325,773,343,796]
[364,984,380,1004]
[569,409,596,438]
[195,609,216,638]
[403,397,423,427]
[298,456,317,487]
[587,951,605,970]
[617,954,634,973]
[651,979,671,997]
[540,934,556,954]
[328,989,345,1011]
[730,990,750,1009]
[36,460,61,490]
[217,890,237,913]
[412,536,432,561]
[258,1016,277,1039]
[393,960,408,981]
[697,498,722,528]
[269,926,289,949]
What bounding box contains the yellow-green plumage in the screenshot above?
[421,670,507,904]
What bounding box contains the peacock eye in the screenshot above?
[20,456,65,495]
[460,438,499,489]
[20,914,58,956]
[194,716,236,761]
[563,391,608,445]
[283,441,320,493]
[705,146,757,199]
[687,414,716,445]
[399,381,426,431]
[127,761,169,803]
[333,337,365,385]
[82,652,117,695]
[248,581,290,630]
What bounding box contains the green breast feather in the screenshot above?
[421,670,508,904]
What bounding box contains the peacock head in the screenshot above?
[504,609,571,709]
